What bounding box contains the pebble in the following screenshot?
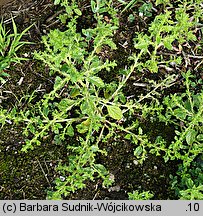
[133,160,139,165]
[108,185,120,192]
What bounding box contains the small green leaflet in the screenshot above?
[54,76,62,89]
[74,9,82,16]
[134,146,143,157]
[197,134,203,141]
[0,72,10,77]
[54,0,60,5]
[107,105,123,120]
[70,88,80,97]
[186,129,197,145]
[88,76,104,87]
[67,125,74,137]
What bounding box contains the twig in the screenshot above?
[186,54,203,59]
[37,158,51,188]
[43,159,50,174]
[157,51,203,59]
[194,60,203,70]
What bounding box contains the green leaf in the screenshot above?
[80,100,89,115]
[58,99,71,111]
[185,178,194,189]
[174,108,187,120]
[76,120,90,134]
[70,88,80,97]
[134,146,143,157]
[90,145,99,152]
[74,9,82,16]
[91,0,97,13]
[186,129,197,145]
[54,0,61,5]
[47,190,62,200]
[145,60,158,73]
[175,130,181,135]
[197,134,203,142]
[43,107,49,117]
[138,127,143,135]
[0,62,9,71]
[88,76,104,87]
[28,124,35,134]
[163,37,173,50]
[67,125,74,137]
[12,18,17,36]
[0,72,10,77]
[54,135,62,145]
[52,123,63,134]
[125,134,131,140]
[107,105,123,120]
[54,76,62,89]
[94,164,108,176]
[80,99,94,116]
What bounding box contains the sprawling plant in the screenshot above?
[0,0,174,199]
[134,10,197,72]
[158,72,203,199]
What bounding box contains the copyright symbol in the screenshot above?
[3,203,16,213]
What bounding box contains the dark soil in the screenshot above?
[1,0,201,200]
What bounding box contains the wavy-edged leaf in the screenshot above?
[107,105,123,120]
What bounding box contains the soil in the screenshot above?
[0,0,201,200]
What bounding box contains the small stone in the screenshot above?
[126,163,131,168]
[108,185,120,192]
[60,176,65,182]
[133,160,139,165]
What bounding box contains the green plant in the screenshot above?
[128,190,154,200]
[1,0,202,200]
[156,71,203,166]
[170,157,203,200]
[123,1,153,18]
[0,19,33,83]
[134,8,197,72]
[141,71,203,200]
[118,0,153,15]
[0,0,121,199]
[155,0,170,7]
[138,2,153,17]
[118,0,139,12]
[179,185,203,200]
[0,0,175,199]
[54,0,119,26]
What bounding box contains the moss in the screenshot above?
[0,124,67,199]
